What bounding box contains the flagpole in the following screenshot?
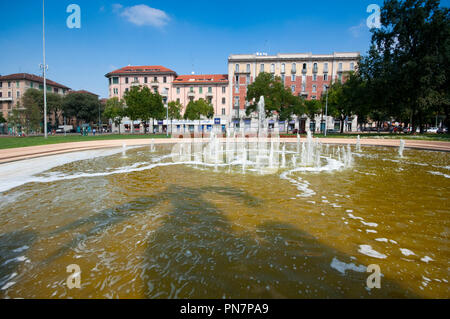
[43,0,48,138]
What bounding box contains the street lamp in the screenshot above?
[324,85,329,137]
[42,0,48,138]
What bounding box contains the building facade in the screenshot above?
[0,73,70,120]
[228,52,360,133]
[105,52,360,134]
[105,66,230,133]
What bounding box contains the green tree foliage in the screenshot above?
[246,72,302,119]
[0,114,6,123]
[184,99,214,132]
[123,86,165,133]
[359,0,449,132]
[103,97,125,134]
[63,92,101,125]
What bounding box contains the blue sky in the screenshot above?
[1,0,446,98]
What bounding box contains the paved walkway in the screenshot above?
[0,138,449,164]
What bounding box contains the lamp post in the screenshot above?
[42,0,48,138]
[324,85,329,137]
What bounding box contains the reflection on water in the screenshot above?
[0,144,448,298]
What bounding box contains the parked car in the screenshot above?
[437,127,448,134]
[427,127,439,134]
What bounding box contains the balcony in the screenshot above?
[206,92,214,97]
[0,97,13,102]
[187,91,195,97]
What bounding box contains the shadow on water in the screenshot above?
[31,184,419,298]
[0,230,37,295]
[141,186,420,299]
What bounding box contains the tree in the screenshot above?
[63,92,101,126]
[0,114,6,124]
[103,97,125,134]
[184,99,214,133]
[168,100,183,133]
[123,86,165,134]
[21,89,43,133]
[363,0,450,133]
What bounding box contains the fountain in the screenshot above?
[399,140,405,157]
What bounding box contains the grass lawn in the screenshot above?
[0,134,171,150]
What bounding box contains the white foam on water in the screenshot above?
[1,281,16,290]
[375,238,388,243]
[0,147,129,193]
[348,213,363,220]
[428,171,450,179]
[330,257,366,275]
[421,256,434,263]
[358,245,387,259]
[361,221,378,227]
[12,245,29,253]
[400,248,415,257]
[366,229,378,234]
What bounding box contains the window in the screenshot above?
[281,75,285,83]
[0,92,2,97]
[177,98,180,103]
[324,63,329,73]
[134,77,139,83]
[281,63,286,73]
[350,62,355,71]
[8,91,11,97]
[312,85,317,93]
[222,108,226,115]
[246,64,250,73]
[8,82,11,88]
[235,75,239,83]
[154,88,158,93]
[54,88,58,93]
[234,96,239,108]
[222,87,226,93]
[260,64,264,73]
[291,85,296,93]
[39,84,43,90]
[313,63,318,73]
[292,63,297,73]
[222,98,226,104]
[113,88,118,95]
[235,85,239,93]
[125,77,129,84]
[47,86,51,91]
[16,81,20,88]
[270,64,275,73]
[235,64,240,73]
[190,87,194,93]
[246,75,250,85]
[17,91,20,98]
[199,87,203,94]
[338,73,343,82]
[291,74,296,82]
[176,87,180,94]
[163,76,167,83]
[323,85,328,92]
[302,63,307,72]
[112,77,119,84]
[208,87,212,93]
[312,96,317,100]
[338,63,343,71]
[30,82,34,88]
[324,74,328,81]
[313,74,317,81]
[125,88,129,92]
[0,82,2,88]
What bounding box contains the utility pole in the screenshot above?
[42,0,48,138]
[324,85,329,137]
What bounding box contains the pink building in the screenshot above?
[105,66,229,133]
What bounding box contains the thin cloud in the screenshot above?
[349,20,366,38]
[114,4,170,28]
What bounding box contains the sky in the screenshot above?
[1,0,447,98]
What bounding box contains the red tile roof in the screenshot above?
[105,65,177,77]
[69,90,99,97]
[0,73,70,90]
[173,74,229,84]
